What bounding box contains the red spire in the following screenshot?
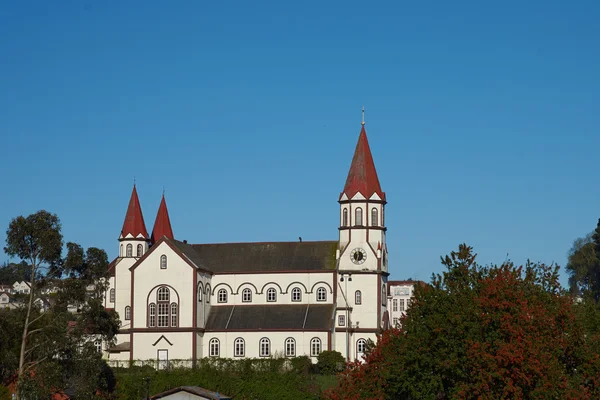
[151,194,174,243]
[120,185,149,239]
[341,124,385,201]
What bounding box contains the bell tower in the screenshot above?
[119,184,150,259]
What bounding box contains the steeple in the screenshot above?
[340,123,385,202]
[151,194,174,243]
[120,185,149,239]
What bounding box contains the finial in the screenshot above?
[361,106,365,126]
[134,176,136,186]
[162,186,165,197]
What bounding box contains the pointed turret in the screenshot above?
[340,124,385,201]
[120,185,149,239]
[151,194,174,243]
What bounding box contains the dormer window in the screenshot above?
[371,208,378,227]
[342,208,348,227]
[355,208,363,226]
[160,255,167,269]
[126,244,133,257]
[137,244,143,257]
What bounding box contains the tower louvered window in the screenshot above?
[355,208,363,226]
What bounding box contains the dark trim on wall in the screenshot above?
[204,328,331,333]
[192,267,198,365]
[339,199,387,205]
[338,269,390,277]
[334,328,380,334]
[126,327,205,333]
[212,270,336,276]
[129,268,134,363]
[377,277,382,330]
[338,226,387,232]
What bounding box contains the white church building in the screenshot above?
[103,120,391,366]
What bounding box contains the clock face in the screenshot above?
[350,248,367,265]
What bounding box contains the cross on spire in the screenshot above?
[361,106,365,126]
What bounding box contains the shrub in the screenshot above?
[317,351,345,375]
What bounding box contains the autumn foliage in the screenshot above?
[325,244,600,400]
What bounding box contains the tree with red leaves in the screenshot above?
[325,244,600,400]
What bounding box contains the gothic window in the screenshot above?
[206,285,211,303]
[242,288,252,303]
[310,338,322,357]
[285,338,296,357]
[382,284,387,306]
[137,244,143,257]
[198,284,203,302]
[154,287,177,327]
[371,207,378,227]
[259,337,270,357]
[291,287,301,302]
[160,255,167,269]
[109,289,115,303]
[267,288,277,302]
[158,287,170,302]
[355,208,363,226]
[338,314,346,326]
[218,289,227,303]
[126,244,133,257]
[342,208,348,227]
[171,302,178,327]
[209,338,220,357]
[357,338,367,355]
[317,287,327,302]
[355,290,362,305]
[234,337,245,357]
[149,303,156,327]
[125,306,131,320]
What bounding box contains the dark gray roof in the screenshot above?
[173,240,337,273]
[150,386,232,400]
[206,304,334,331]
[107,341,130,353]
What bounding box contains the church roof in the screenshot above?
[173,240,337,273]
[120,185,149,238]
[151,194,174,243]
[341,125,385,201]
[205,304,335,331]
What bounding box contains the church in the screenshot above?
[103,118,391,366]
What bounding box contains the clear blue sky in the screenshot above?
[1,1,599,288]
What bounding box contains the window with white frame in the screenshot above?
[291,287,301,302]
[125,306,131,320]
[355,290,362,305]
[109,289,115,303]
[158,287,169,302]
[137,244,143,257]
[218,289,227,303]
[267,288,276,302]
[126,244,132,257]
[120,244,123,257]
[209,338,220,357]
[357,338,367,355]
[393,299,398,312]
[285,338,296,357]
[95,340,102,353]
[198,284,202,302]
[154,287,177,327]
[310,338,322,357]
[316,287,326,302]
[234,337,245,357]
[259,337,270,357]
[206,285,211,303]
[399,299,405,312]
[170,302,177,327]
[342,208,348,226]
[371,207,378,226]
[242,288,252,303]
[158,303,169,327]
[338,314,346,326]
[393,317,399,327]
[160,254,167,269]
[149,303,156,327]
[355,207,363,226]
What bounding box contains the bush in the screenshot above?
[317,351,345,375]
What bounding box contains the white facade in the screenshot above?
[13,281,30,294]
[388,281,423,328]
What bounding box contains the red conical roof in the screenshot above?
[340,125,385,201]
[120,185,149,239]
[151,194,174,243]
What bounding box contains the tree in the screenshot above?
[566,229,599,299]
[0,261,34,285]
[325,244,600,400]
[4,211,120,399]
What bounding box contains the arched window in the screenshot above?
[357,338,367,355]
[149,303,156,327]
[137,244,143,257]
[310,338,322,357]
[259,338,270,357]
[291,287,301,302]
[160,255,167,269]
[342,208,348,227]
[206,285,211,303]
[218,289,227,303]
[171,302,178,327]
[120,244,123,257]
[124,306,131,320]
[109,289,115,303]
[242,288,252,303]
[209,338,220,357]
[157,287,170,302]
[266,288,277,302]
[355,208,363,226]
[317,287,327,302]
[371,207,378,226]
[285,338,296,357]
[382,284,387,306]
[355,290,362,305]
[234,337,245,357]
[126,244,133,257]
[197,284,203,302]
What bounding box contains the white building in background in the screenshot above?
[13,281,31,294]
[103,118,394,366]
[388,280,425,328]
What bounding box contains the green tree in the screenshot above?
[0,261,34,285]
[4,210,120,399]
[317,351,345,374]
[325,244,600,400]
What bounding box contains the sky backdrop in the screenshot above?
[1,1,599,287]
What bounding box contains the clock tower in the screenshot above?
[334,113,389,361]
